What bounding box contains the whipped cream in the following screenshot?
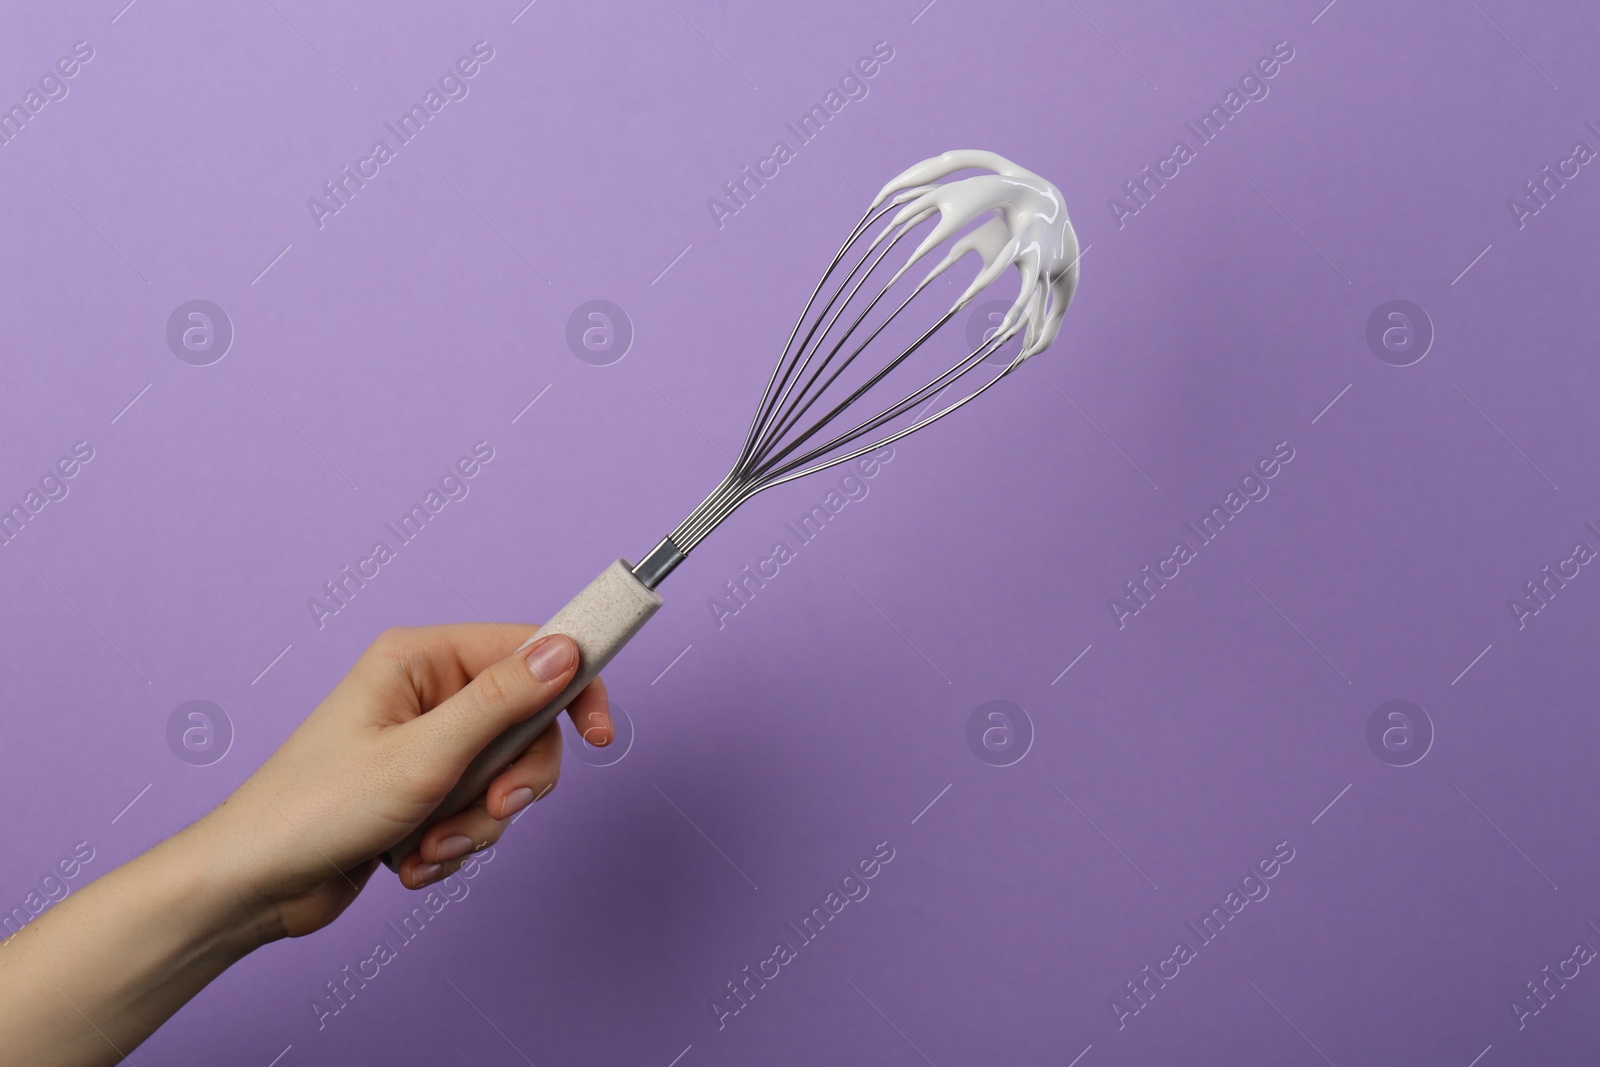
[870,149,1079,361]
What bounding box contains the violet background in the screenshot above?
[3,0,1599,1063]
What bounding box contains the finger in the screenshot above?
[417,801,511,864]
[396,812,513,889]
[484,718,563,819]
[398,730,564,889]
[565,676,612,749]
[414,721,560,859]
[397,849,471,890]
[395,633,578,777]
[352,623,543,714]
[426,622,543,675]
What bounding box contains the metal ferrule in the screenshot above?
[630,536,687,590]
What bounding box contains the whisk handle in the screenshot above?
[380,559,664,871]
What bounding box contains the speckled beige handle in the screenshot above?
[381,560,663,870]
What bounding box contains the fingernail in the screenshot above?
[524,634,576,682]
[501,786,536,819]
[435,835,474,862]
[413,862,442,885]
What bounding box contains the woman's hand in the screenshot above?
[207,623,612,939]
[0,622,609,1067]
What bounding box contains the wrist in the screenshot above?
[165,808,290,952]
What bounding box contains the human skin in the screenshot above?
[0,623,610,1066]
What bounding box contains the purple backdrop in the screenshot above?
[3,0,1599,1063]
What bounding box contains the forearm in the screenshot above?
[0,820,273,1067]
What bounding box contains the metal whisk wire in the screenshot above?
[663,195,1023,557]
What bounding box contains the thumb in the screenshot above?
[402,633,579,774]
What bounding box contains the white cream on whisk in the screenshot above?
[869,149,1079,361]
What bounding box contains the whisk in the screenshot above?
[384,148,1080,869]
